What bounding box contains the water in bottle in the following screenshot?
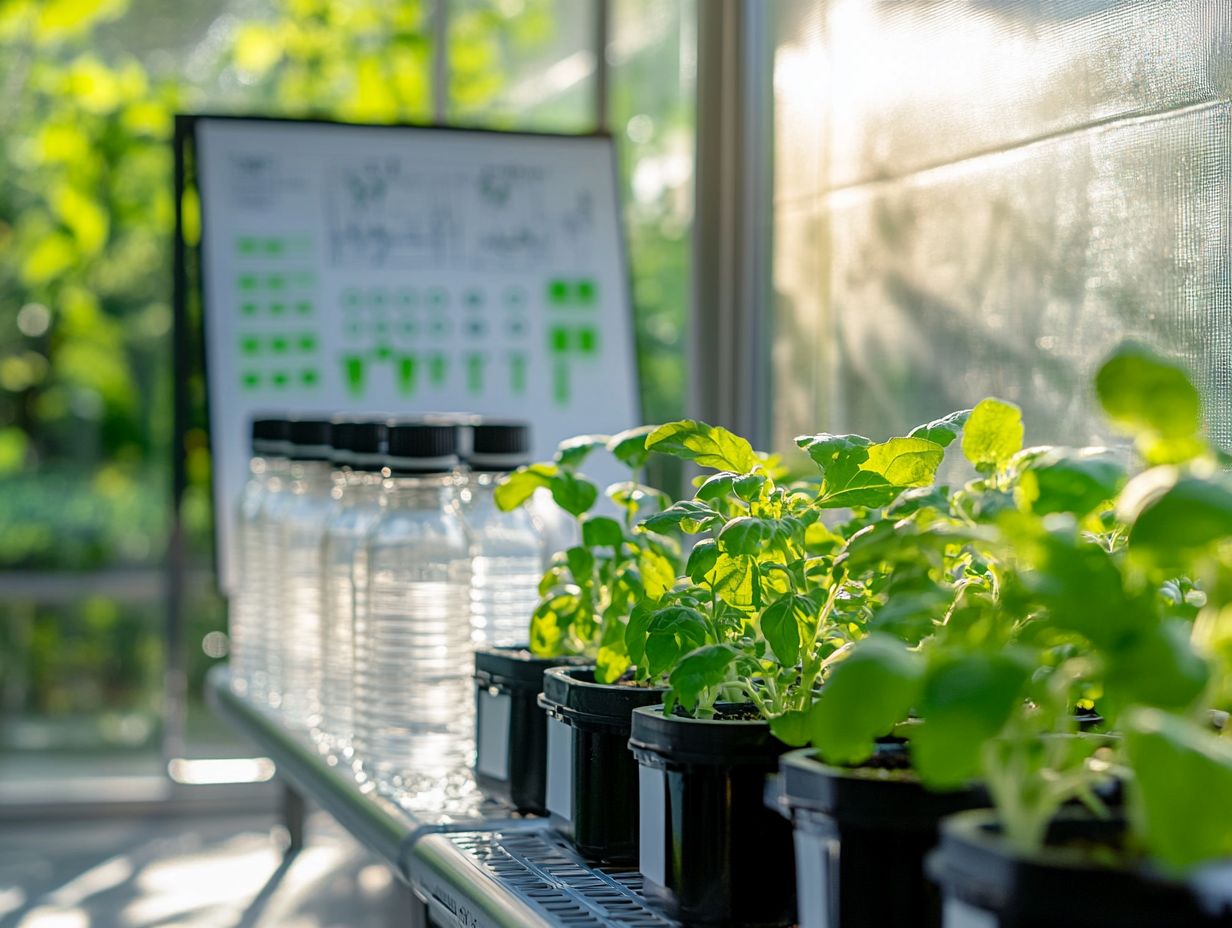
[354,422,472,795]
[231,416,289,698]
[460,421,545,647]
[270,417,335,727]
[318,417,387,759]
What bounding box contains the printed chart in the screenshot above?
[193,118,638,590]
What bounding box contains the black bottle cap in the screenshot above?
[331,416,388,470]
[286,417,333,461]
[250,416,289,455]
[467,421,532,471]
[385,421,459,474]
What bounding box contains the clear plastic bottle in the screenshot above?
[317,417,387,759]
[231,416,289,699]
[460,421,545,647]
[270,417,335,728]
[354,422,473,795]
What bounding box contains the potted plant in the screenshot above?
[475,427,680,850]
[927,345,1232,926]
[774,394,1137,928]
[622,414,971,926]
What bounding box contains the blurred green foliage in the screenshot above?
[0,0,692,754]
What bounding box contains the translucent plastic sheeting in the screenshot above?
[770,0,1232,452]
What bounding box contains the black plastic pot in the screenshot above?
[928,810,1232,927]
[778,745,986,928]
[473,646,589,814]
[629,705,796,927]
[538,666,666,862]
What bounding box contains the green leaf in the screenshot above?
[549,471,599,516]
[799,432,943,509]
[712,553,759,609]
[645,420,759,472]
[961,398,1024,473]
[494,463,557,511]
[1126,474,1232,563]
[565,546,594,582]
[769,708,814,747]
[625,602,655,667]
[607,426,656,469]
[1124,708,1232,871]
[555,434,609,468]
[596,614,631,684]
[808,635,923,765]
[607,481,669,517]
[639,547,677,600]
[529,593,580,656]
[1104,622,1209,713]
[717,516,778,556]
[640,500,721,535]
[911,651,1031,789]
[696,472,737,502]
[1096,343,1203,460]
[732,473,767,501]
[760,594,817,666]
[1015,448,1126,517]
[909,409,971,448]
[862,436,945,487]
[669,644,740,714]
[686,539,720,583]
[645,606,712,676]
[581,515,624,548]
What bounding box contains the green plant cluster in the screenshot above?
[500,342,1232,875]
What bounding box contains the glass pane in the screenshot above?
[610,0,696,427]
[449,0,598,131]
[769,0,1232,453]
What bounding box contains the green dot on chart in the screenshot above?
[370,289,387,307]
[271,371,289,388]
[267,274,285,291]
[464,289,484,309]
[301,369,318,387]
[396,289,417,308]
[427,288,447,309]
[241,302,257,316]
[576,279,597,305]
[401,320,418,336]
[295,300,312,315]
[505,287,526,307]
[270,302,285,315]
[550,326,569,354]
[344,289,362,307]
[240,336,260,355]
[465,318,486,337]
[237,238,258,256]
[265,238,284,256]
[241,372,260,390]
[348,320,362,336]
[578,326,598,354]
[507,317,527,337]
[548,279,569,305]
[375,344,392,360]
[238,274,258,291]
[271,336,289,354]
[430,318,448,337]
[299,334,317,352]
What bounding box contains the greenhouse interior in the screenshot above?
[5,1,1232,927]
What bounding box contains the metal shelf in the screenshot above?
[206,666,674,928]
[204,665,529,881]
[412,830,678,928]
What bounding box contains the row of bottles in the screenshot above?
[229,413,561,801]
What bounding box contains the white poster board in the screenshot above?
[192,117,639,592]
